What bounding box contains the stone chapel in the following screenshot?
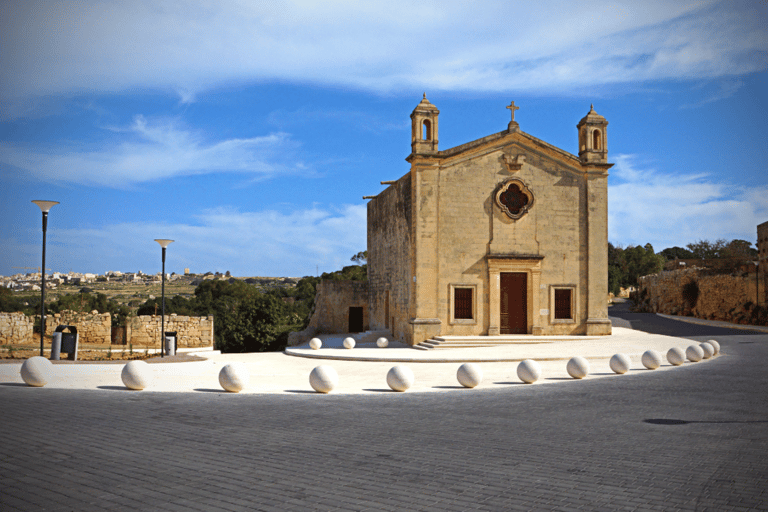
[366,95,613,345]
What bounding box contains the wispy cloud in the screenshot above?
[608,154,767,249]
[37,204,367,276]
[0,116,307,187]
[1,0,765,112]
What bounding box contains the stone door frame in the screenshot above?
[487,256,543,336]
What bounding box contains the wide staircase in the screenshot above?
[413,335,600,350]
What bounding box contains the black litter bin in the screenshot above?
[164,331,177,356]
[55,325,79,361]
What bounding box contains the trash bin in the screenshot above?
[55,325,79,361]
[164,331,177,356]
[50,332,62,361]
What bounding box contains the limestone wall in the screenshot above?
[0,310,215,347]
[0,312,34,345]
[45,310,111,344]
[367,173,411,341]
[127,314,214,348]
[637,268,764,325]
[296,280,369,339]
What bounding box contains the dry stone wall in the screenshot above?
[1,310,214,347]
[45,310,111,344]
[127,314,214,348]
[637,268,765,325]
[0,312,34,344]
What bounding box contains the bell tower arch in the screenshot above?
[410,93,439,155]
[577,104,608,164]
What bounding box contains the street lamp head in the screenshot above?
[154,239,174,248]
[32,200,59,213]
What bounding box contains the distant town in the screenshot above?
[1,269,301,293]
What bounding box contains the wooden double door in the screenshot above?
[500,272,527,334]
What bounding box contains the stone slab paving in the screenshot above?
[1,304,766,510]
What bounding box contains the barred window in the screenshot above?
[454,288,473,320]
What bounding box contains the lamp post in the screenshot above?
[154,239,174,357]
[32,200,59,357]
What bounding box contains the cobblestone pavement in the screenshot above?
[2,306,766,511]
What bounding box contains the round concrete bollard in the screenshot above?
[376,337,389,348]
[517,359,541,384]
[20,356,52,387]
[343,337,356,349]
[456,363,483,388]
[699,342,714,359]
[309,338,322,350]
[567,357,590,379]
[706,339,720,355]
[386,365,414,392]
[667,347,685,366]
[609,353,631,374]
[641,350,662,370]
[218,363,250,393]
[686,344,704,363]
[121,360,151,390]
[309,365,338,393]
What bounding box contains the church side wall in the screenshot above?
[368,174,412,342]
[435,140,589,336]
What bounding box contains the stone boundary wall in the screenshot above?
[0,312,34,345]
[127,314,214,348]
[1,310,214,347]
[637,268,764,325]
[45,310,111,344]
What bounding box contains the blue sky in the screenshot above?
[1,0,767,278]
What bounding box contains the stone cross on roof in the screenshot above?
[506,101,520,122]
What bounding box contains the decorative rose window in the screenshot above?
[495,178,534,219]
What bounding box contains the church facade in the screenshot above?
[367,96,613,346]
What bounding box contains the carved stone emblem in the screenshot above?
[502,154,526,173]
[495,178,534,219]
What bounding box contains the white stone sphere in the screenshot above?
[386,365,414,392]
[343,337,356,349]
[309,365,338,393]
[309,338,322,350]
[218,363,250,393]
[20,356,52,387]
[686,344,705,363]
[456,363,483,388]
[667,347,685,366]
[567,357,590,379]
[641,350,662,370]
[699,342,714,359]
[376,337,389,348]
[706,339,720,355]
[121,360,151,390]
[517,359,542,384]
[609,353,631,374]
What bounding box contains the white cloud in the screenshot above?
[0,116,307,187]
[42,204,368,277]
[608,154,767,250]
[1,0,765,110]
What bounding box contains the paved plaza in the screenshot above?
[1,302,767,511]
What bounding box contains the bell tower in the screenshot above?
[577,104,608,164]
[410,93,439,155]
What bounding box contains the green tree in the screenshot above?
[686,239,728,259]
[350,250,368,265]
[658,246,694,261]
[608,243,664,295]
[0,287,27,313]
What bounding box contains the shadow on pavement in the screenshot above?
[645,418,768,426]
[609,300,764,338]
